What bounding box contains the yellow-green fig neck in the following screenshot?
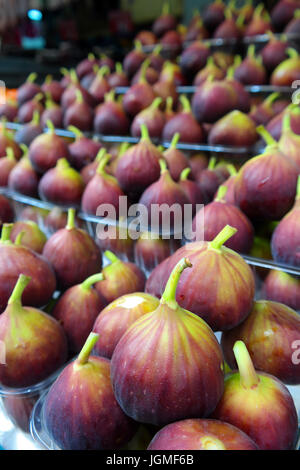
[161,257,192,310]
[233,340,260,389]
[75,332,99,367]
[7,274,31,308]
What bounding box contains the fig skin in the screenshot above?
[221,300,300,385]
[0,274,68,388]
[94,250,146,305]
[146,226,255,332]
[42,209,102,290]
[270,47,300,86]
[0,194,14,226]
[0,224,56,312]
[211,341,299,450]
[67,127,103,170]
[93,93,130,136]
[10,221,47,254]
[92,292,160,359]
[162,133,190,181]
[111,258,225,426]
[52,273,107,354]
[8,153,40,198]
[43,333,138,450]
[261,270,300,312]
[148,419,259,450]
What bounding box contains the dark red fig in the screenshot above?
[214,164,238,205]
[67,126,102,170]
[18,207,48,225]
[270,47,300,86]
[61,69,97,110]
[146,225,255,332]
[76,53,98,80]
[98,54,115,73]
[186,17,209,41]
[148,45,165,73]
[0,224,56,312]
[43,207,82,234]
[271,0,300,31]
[3,395,38,433]
[244,3,273,36]
[88,66,111,103]
[0,274,67,388]
[63,89,94,131]
[221,301,300,385]
[162,133,190,181]
[111,257,224,426]
[0,195,14,227]
[115,124,162,198]
[148,418,259,450]
[8,144,39,197]
[17,73,42,106]
[152,2,177,37]
[42,208,102,290]
[122,60,156,118]
[196,156,224,203]
[60,68,72,89]
[92,292,159,359]
[234,45,267,85]
[284,8,300,33]
[0,100,18,122]
[135,30,157,46]
[234,125,299,221]
[0,123,21,159]
[14,110,43,146]
[0,147,17,186]
[93,250,146,305]
[261,270,300,311]
[131,64,159,86]
[192,185,254,254]
[40,97,63,129]
[162,95,204,144]
[270,177,300,268]
[249,92,281,126]
[213,8,244,40]
[17,93,44,124]
[179,41,210,79]
[52,273,106,353]
[38,158,85,207]
[212,340,298,450]
[159,61,186,86]
[189,152,209,180]
[208,110,258,147]
[10,221,47,254]
[277,105,300,170]
[192,75,238,124]
[80,147,106,185]
[43,332,137,450]
[221,65,251,113]
[134,232,180,273]
[153,79,178,108]
[41,75,64,103]
[260,32,289,72]
[131,97,165,138]
[123,40,147,79]
[81,150,125,216]
[193,56,225,87]
[266,103,300,141]
[28,120,69,174]
[138,159,191,234]
[203,0,226,32]
[107,62,129,88]
[179,167,206,216]
[93,90,130,136]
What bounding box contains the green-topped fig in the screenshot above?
[17,72,42,106]
[63,88,94,131]
[131,97,165,138]
[68,125,102,170]
[271,47,300,86]
[10,220,47,254]
[123,60,156,117]
[163,133,190,181]
[261,270,300,311]
[0,147,17,187]
[123,40,147,79]
[233,43,267,85]
[93,89,130,135]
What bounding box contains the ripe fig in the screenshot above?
[0,147,17,186]
[270,47,300,86]
[9,220,47,254]
[261,270,300,311]
[93,90,130,136]
[122,60,156,118]
[17,73,42,106]
[233,45,267,85]
[131,97,165,138]
[162,133,190,181]
[63,89,94,132]
[8,144,39,197]
[67,126,102,170]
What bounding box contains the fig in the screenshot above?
[93,90,130,136]
[213,8,245,40]
[0,100,18,122]
[67,126,102,170]
[179,41,210,80]
[244,3,273,36]
[179,167,206,216]
[17,73,42,106]
[17,93,44,124]
[42,208,102,290]
[63,89,94,132]
[196,156,225,203]
[95,218,135,262]
[203,0,226,32]
[88,66,111,103]
[0,195,14,227]
[152,3,177,37]
[233,45,267,85]
[270,47,300,86]
[148,45,165,73]
[40,97,64,129]
[14,110,43,146]
[41,75,64,103]
[123,40,147,79]
[266,103,300,141]
[224,66,251,113]
[135,30,157,47]
[284,8,300,33]
[43,332,137,450]
[9,221,47,254]
[208,110,258,148]
[131,97,165,138]
[249,92,281,126]
[260,32,289,72]
[211,340,298,450]
[0,274,67,388]
[271,0,300,31]
[61,69,96,110]
[261,270,300,311]
[8,144,39,197]
[161,133,190,181]
[0,147,17,186]
[193,56,225,87]
[111,257,225,426]
[122,60,156,118]
[134,231,180,273]
[76,53,98,80]
[107,62,129,88]
[0,122,22,159]
[92,292,160,359]
[146,225,255,332]
[277,105,300,170]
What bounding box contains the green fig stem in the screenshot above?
[208,156,216,170]
[179,95,191,113]
[287,48,298,59]
[236,12,245,28]
[150,97,163,110]
[60,67,70,78]
[97,65,110,78]
[115,62,123,74]
[209,225,237,251]
[5,147,15,161]
[206,56,215,67]
[33,93,44,104]
[166,96,173,113]
[226,66,235,80]
[14,231,25,246]
[45,120,55,135]
[169,132,180,149]
[215,185,228,201]
[119,142,130,156]
[294,9,300,19]
[180,167,191,181]
[70,69,79,84]
[56,158,70,170]
[264,92,280,108]
[20,144,29,156]
[104,250,120,264]
[296,175,300,200]
[233,55,242,68]
[161,257,192,309]
[254,3,264,17]
[75,89,84,104]
[159,158,168,174]
[247,44,256,58]
[140,123,151,142]
[233,340,259,389]
[134,39,143,51]
[104,89,116,102]
[68,125,84,139]
[31,110,40,126]
[152,44,162,56]
[95,147,107,162]
[96,154,111,175]
[224,8,232,20]
[256,125,277,146]
[27,72,37,84]
[66,208,76,230]
[76,332,99,366]
[1,224,13,243]
[88,52,95,61]
[227,163,237,176]
[7,274,31,306]
[44,74,53,85]
[162,2,170,16]
[81,273,104,291]
[139,59,150,84]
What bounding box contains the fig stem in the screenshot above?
[140,123,151,142]
[27,72,37,84]
[119,142,130,156]
[153,44,162,56]
[115,62,123,74]
[150,97,163,110]
[104,89,115,102]
[215,185,228,201]
[134,39,143,51]
[247,44,256,58]
[96,154,111,175]
[200,437,226,451]
[139,59,150,84]
[70,69,79,84]
[180,167,191,181]
[0,223,13,243]
[88,53,95,61]
[159,158,168,174]
[68,125,83,139]
[56,158,70,170]
[5,147,15,161]
[287,48,298,59]
[209,225,237,251]
[45,119,55,135]
[264,92,280,107]
[75,89,84,104]
[296,175,300,200]
[179,95,191,113]
[161,257,192,309]
[104,250,120,264]
[169,132,180,149]
[8,274,31,306]
[227,163,237,176]
[165,96,173,113]
[208,156,216,170]
[66,208,76,230]
[44,74,53,85]
[31,110,40,126]
[76,332,99,365]
[81,273,104,290]
[162,2,170,16]
[95,147,107,162]
[256,125,277,146]
[20,144,29,156]
[14,231,25,246]
[233,340,259,389]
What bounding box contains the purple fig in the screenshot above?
[92,292,160,359]
[284,8,300,33]
[52,273,106,353]
[17,92,44,124]
[234,45,267,85]
[271,0,300,31]
[131,64,159,86]
[189,152,209,180]
[0,274,67,388]
[261,270,300,311]
[196,157,225,203]
[8,144,39,197]
[94,250,146,305]
[249,92,281,126]
[38,158,85,207]
[135,30,157,46]
[179,167,206,215]
[111,257,225,426]
[122,60,156,118]
[266,103,300,141]
[95,218,135,262]
[134,231,181,273]
[213,8,245,40]
[67,126,102,170]
[93,90,130,136]
[148,45,165,73]
[186,17,209,41]
[63,89,94,131]
[131,97,165,138]
[277,105,300,170]
[162,133,190,181]
[0,122,22,159]
[40,97,64,129]
[44,207,82,234]
[10,220,47,254]
[260,32,289,72]
[208,110,258,147]
[61,69,97,110]
[17,73,42,106]
[202,0,226,32]
[123,40,147,79]
[88,66,111,103]
[159,61,186,86]
[244,3,273,36]
[211,340,298,450]
[43,332,137,450]
[14,110,43,146]
[76,53,98,80]
[41,75,64,103]
[98,54,115,73]
[224,66,252,113]
[107,62,129,88]
[153,80,178,108]
[179,40,210,79]
[42,208,102,290]
[28,120,69,174]
[152,3,177,37]
[0,224,56,312]
[193,56,225,87]
[0,147,17,186]
[270,47,300,86]
[0,100,18,122]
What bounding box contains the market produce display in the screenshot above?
[0,0,299,452]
